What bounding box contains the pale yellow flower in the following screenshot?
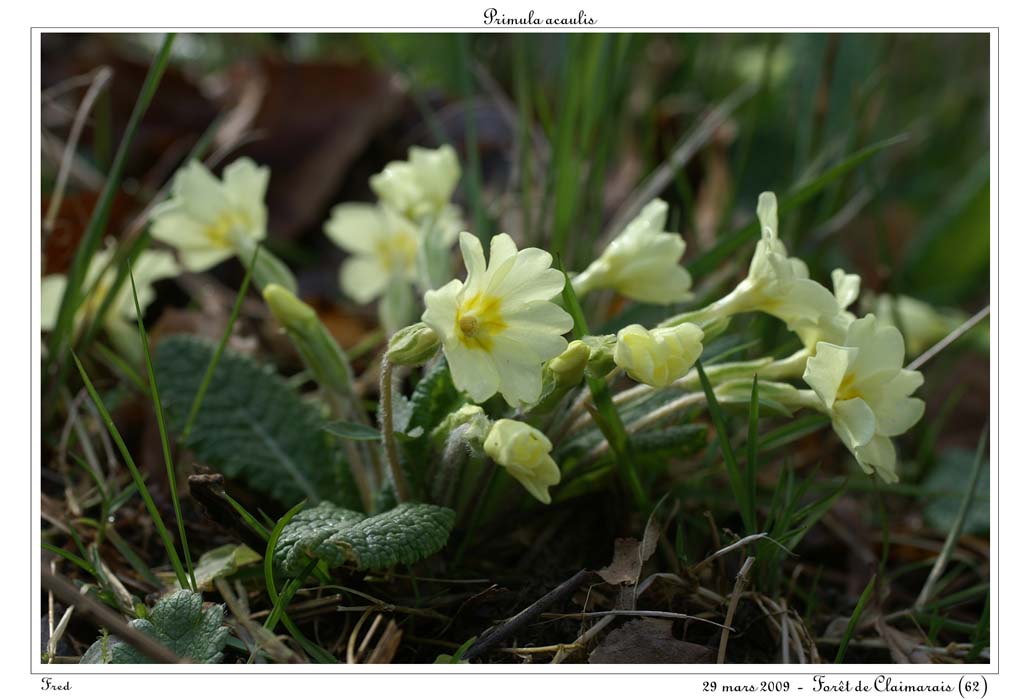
[802,314,925,482]
[370,145,461,222]
[719,192,839,334]
[325,204,424,304]
[484,419,561,504]
[793,267,862,350]
[422,232,573,407]
[872,293,968,357]
[150,158,269,271]
[41,245,178,346]
[572,199,692,304]
[614,323,704,388]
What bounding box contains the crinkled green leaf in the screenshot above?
[274,501,455,575]
[154,335,360,510]
[80,590,228,664]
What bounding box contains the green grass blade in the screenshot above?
[558,265,649,512]
[966,593,989,662]
[454,35,488,240]
[182,243,259,439]
[129,268,196,591]
[71,351,189,589]
[695,359,751,532]
[744,375,760,534]
[914,424,989,609]
[42,542,97,578]
[688,134,908,278]
[46,34,176,376]
[834,573,876,663]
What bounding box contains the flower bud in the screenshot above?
[263,284,360,417]
[386,322,441,366]
[263,283,317,334]
[571,199,692,304]
[434,403,492,447]
[582,334,617,377]
[547,340,589,388]
[614,323,704,388]
[484,419,561,505]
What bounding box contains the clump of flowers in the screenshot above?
[112,142,935,510]
[325,144,464,331]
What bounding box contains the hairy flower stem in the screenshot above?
[379,358,411,502]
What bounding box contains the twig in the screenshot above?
[907,305,990,371]
[187,473,268,551]
[41,569,185,664]
[462,569,593,661]
[692,532,792,572]
[43,67,113,245]
[717,556,755,664]
[545,609,731,629]
[601,84,757,245]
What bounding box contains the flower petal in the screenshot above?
[832,397,876,449]
[341,257,389,304]
[803,342,858,409]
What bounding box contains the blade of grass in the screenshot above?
[129,268,196,591]
[914,425,988,609]
[834,573,876,663]
[744,376,760,535]
[966,593,989,662]
[558,264,649,512]
[46,34,176,379]
[260,502,337,663]
[688,133,908,278]
[182,243,259,439]
[695,359,753,533]
[92,341,147,394]
[454,35,488,240]
[41,542,97,578]
[71,351,189,589]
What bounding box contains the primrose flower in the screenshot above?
[422,232,573,407]
[325,204,425,304]
[802,314,925,482]
[871,293,970,357]
[614,323,704,388]
[793,267,862,351]
[370,145,461,223]
[572,199,693,304]
[150,158,269,272]
[41,245,179,346]
[484,419,561,504]
[720,192,838,335]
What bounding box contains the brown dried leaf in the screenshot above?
[597,538,643,586]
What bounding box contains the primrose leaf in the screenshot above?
[80,590,228,664]
[273,501,456,576]
[154,335,361,511]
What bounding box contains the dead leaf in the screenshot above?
[589,618,715,664]
[597,538,643,586]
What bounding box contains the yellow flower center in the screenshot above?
[205,211,252,249]
[837,373,860,401]
[455,292,506,351]
[375,232,418,275]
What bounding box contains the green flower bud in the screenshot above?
[547,340,589,388]
[386,322,441,366]
[582,334,617,377]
